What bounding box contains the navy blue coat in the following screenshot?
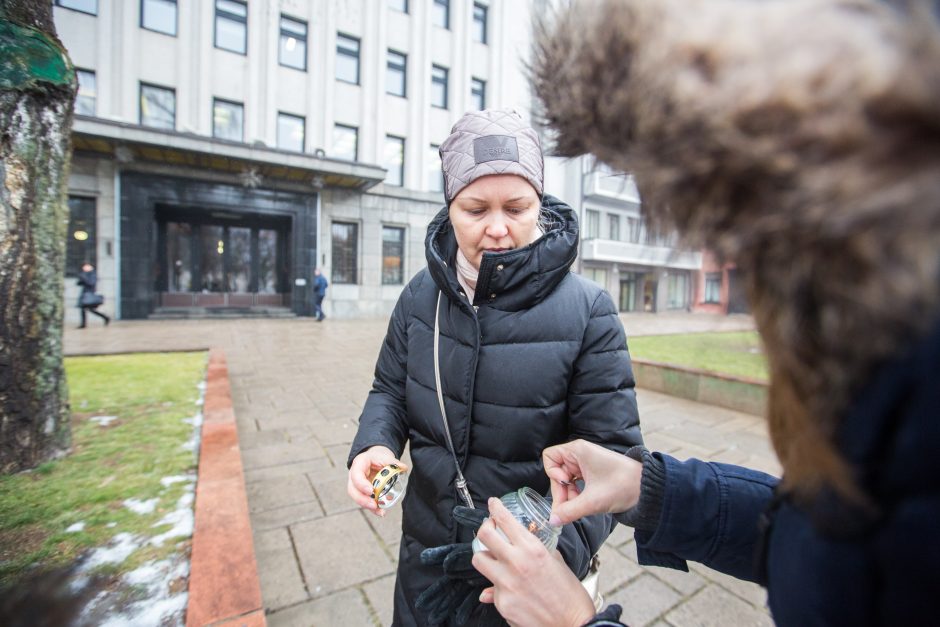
[629,318,940,625]
[349,197,643,626]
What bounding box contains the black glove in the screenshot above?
[416,506,499,625]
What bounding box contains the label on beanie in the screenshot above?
[473,135,519,164]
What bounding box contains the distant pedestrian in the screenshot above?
[76,262,109,328]
[312,268,328,321]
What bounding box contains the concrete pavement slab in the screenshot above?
[291,511,396,598]
[253,528,310,610]
[362,574,396,627]
[266,589,375,627]
[246,474,317,513]
[607,574,682,627]
[666,585,774,627]
[250,502,324,533]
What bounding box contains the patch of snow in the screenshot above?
[123,497,159,515]
[197,381,206,391]
[149,493,195,547]
[80,533,142,570]
[182,412,203,427]
[106,522,117,528]
[180,440,197,452]
[160,475,192,488]
[82,556,190,627]
[194,398,204,406]
[90,415,118,427]
[66,522,86,533]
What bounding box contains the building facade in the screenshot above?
[54,0,712,321]
[54,0,535,321]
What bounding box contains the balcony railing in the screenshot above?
[581,238,702,270]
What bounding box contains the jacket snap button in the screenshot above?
[496,264,504,271]
[490,293,496,299]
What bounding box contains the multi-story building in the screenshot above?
[54,0,708,322]
[54,0,535,322]
[545,159,702,314]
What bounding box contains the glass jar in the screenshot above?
[472,487,561,553]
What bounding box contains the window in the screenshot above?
[277,113,305,152]
[704,272,722,304]
[215,0,247,54]
[140,83,175,129]
[387,50,407,97]
[585,210,600,239]
[427,144,443,192]
[384,135,405,186]
[142,0,177,36]
[627,217,642,243]
[667,273,690,309]
[432,0,449,29]
[382,226,405,285]
[609,214,620,241]
[332,124,358,161]
[212,98,244,141]
[472,3,488,44]
[75,69,96,116]
[331,222,358,284]
[431,65,448,109]
[388,0,408,12]
[470,78,486,110]
[279,15,307,70]
[55,0,97,15]
[336,34,360,84]
[66,197,96,277]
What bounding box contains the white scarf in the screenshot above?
[455,249,479,303]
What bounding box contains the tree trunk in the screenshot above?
[0,1,76,472]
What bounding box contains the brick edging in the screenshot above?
[186,349,266,627]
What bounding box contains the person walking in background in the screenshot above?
[312,268,328,321]
[76,262,109,328]
[346,109,643,626]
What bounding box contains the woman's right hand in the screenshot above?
[347,445,407,517]
[543,439,643,526]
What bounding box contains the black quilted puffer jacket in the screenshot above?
[348,196,643,626]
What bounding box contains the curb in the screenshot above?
[186,349,266,627]
[632,358,768,416]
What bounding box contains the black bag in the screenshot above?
[81,293,104,307]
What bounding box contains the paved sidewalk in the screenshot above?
[65,314,775,627]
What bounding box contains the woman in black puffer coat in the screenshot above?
[347,110,642,626]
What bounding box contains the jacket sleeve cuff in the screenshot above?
[581,603,624,626]
[614,446,666,531]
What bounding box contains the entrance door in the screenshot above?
[643,279,657,312]
[159,215,290,308]
[619,274,637,312]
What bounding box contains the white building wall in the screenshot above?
[55,0,539,319]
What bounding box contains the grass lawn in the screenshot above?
[627,331,768,381]
[0,351,206,588]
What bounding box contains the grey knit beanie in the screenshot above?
[439,109,544,205]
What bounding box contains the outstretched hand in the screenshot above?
[543,440,643,526]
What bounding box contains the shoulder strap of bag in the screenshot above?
[434,290,475,509]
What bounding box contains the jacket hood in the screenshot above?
[424,194,579,311]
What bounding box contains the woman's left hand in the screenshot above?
[471,498,597,627]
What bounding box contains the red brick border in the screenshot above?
[186,349,266,627]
